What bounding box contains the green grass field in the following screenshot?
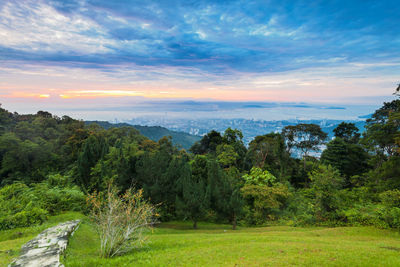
[2,214,400,267]
[62,219,400,267]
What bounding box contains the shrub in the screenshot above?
[243,167,277,186]
[282,189,315,226]
[0,183,48,230]
[33,183,86,215]
[0,207,48,230]
[240,168,291,225]
[0,175,86,230]
[382,207,400,228]
[241,184,290,225]
[339,204,388,228]
[87,184,157,258]
[380,189,400,207]
[379,190,400,228]
[309,165,344,221]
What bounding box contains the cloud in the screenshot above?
[0,0,396,73]
[1,56,399,104]
[0,0,399,108]
[0,1,114,54]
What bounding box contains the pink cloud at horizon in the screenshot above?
[0,60,398,107]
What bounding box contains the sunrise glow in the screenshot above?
[0,0,398,112]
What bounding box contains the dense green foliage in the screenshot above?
[0,175,85,230]
[86,121,201,150]
[0,183,48,230]
[0,95,400,233]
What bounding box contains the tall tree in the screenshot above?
[0,104,14,134]
[333,122,360,143]
[176,155,208,229]
[0,133,57,184]
[190,130,223,155]
[76,133,108,192]
[135,137,175,210]
[321,138,370,186]
[245,133,290,180]
[309,165,344,221]
[282,124,327,167]
[216,144,239,169]
[241,167,290,225]
[362,99,400,159]
[222,128,247,169]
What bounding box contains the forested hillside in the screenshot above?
[86,121,201,150]
[0,98,399,231]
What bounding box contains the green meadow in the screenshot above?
[62,219,400,267]
[2,213,400,266]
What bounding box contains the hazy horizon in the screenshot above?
[1,97,392,123]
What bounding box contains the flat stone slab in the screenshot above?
[9,220,80,267]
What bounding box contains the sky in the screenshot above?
[0,0,399,118]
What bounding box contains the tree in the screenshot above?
[62,124,90,164]
[135,137,178,217]
[90,141,137,192]
[190,130,223,155]
[359,92,400,190]
[230,185,244,230]
[222,128,247,169]
[362,99,400,158]
[366,156,400,190]
[321,138,370,186]
[223,128,243,144]
[204,153,245,229]
[36,110,53,118]
[0,104,13,134]
[246,133,290,180]
[76,133,108,192]
[394,83,400,96]
[212,172,244,230]
[333,122,360,143]
[160,153,191,219]
[388,85,400,155]
[241,168,290,225]
[243,167,277,186]
[0,133,57,184]
[282,124,327,167]
[309,165,344,221]
[390,111,400,154]
[247,134,281,169]
[216,144,238,169]
[175,156,208,229]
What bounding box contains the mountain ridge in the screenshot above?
[85,121,201,150]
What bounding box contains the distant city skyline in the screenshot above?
[0,98,389,123]
[0,0,399,115]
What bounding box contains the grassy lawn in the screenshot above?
[0,212,85,266]
[63,220,400,267]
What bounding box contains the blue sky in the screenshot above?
[0,0,399,114]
